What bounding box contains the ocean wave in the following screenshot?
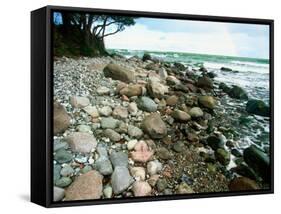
[230,60,269,69]
[150,53,167,58]
[204,61,269,74]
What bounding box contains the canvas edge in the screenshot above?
[30,5,274,208]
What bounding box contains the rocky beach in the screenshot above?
[53,53,270,202]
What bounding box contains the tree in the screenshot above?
[54,12,136,56]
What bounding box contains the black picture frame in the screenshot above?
[31,5,274,208]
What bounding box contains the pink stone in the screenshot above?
[134,140,147,151]
[65,170,103,200]
[132,181,152,197]
[130,141,154,163]
[66,132,97,154]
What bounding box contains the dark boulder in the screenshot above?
[174,62,185,71]
[231,163,259,181]
[229,176,259,191]
[196,76,213,89]
[243,145,270,182]
[246,99,270,117]
[207,72,216,78]
[228,85,248,100]
[199,66,207,72]
[207,135,224,151]
[142,53,152,61]
[219,82,231,94]
[221,67,232,71]
[231,148,242,157]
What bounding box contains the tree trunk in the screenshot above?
[55,13,109,57]
[61,13,72,35]
[90,36,108,56]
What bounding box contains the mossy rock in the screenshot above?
[246,99,269,117]
[215,148,230,166]
[243,145,270,182]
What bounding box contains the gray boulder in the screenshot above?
[111,166,134,194]
[95,157,113,175]
[54,149,73,164]
[136,96,158,112]
[128,125,143,139]
[100,117,119,129]
[104,129,121,142]
[110,151,128,168]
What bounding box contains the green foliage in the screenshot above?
[53,12,137,57]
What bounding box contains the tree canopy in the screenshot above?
[53,12,136,56]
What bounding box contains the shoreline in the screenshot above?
[108,48,270,63]
[53,53,270,201]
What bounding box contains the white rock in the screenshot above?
[99,106,112,116]
[97,86,110,95]
[53,186,65,201]
[127,140,138,150]
[103,186,113,198]
[88,156,95,164]
[147,160,163,175]
[128,102,138,115]
[159,67,168,80]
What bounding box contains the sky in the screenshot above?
[105,17,270,59]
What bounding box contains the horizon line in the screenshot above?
[107,47,269,61]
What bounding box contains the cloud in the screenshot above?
[105,20,269,58]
